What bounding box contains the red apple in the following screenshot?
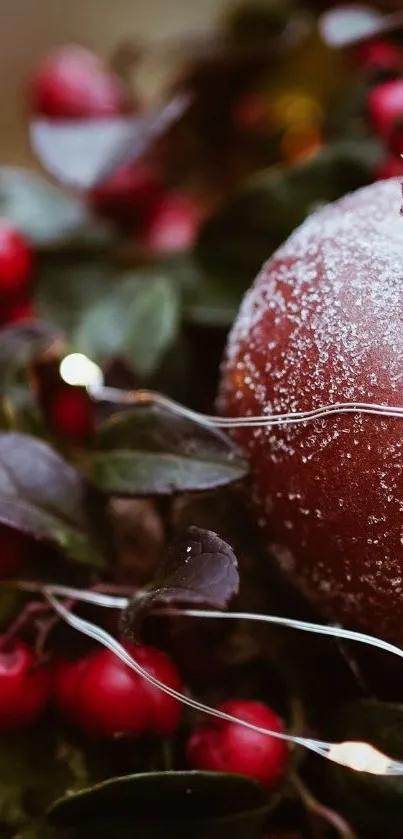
[219,177,403,644]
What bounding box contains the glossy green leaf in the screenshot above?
[0,432,104,566]
[88,405,249,495]
[323,699,403,832]
[74,271,181,377]
[47,770,270,839]
[0,166,113,248]
[35,256,116,335]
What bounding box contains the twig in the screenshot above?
[291,774,358,839]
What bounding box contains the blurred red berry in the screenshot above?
[374,154,403,179]
[142,194,200,255]
[0,524,27,578]
[187,699,288,788]
[53,655,91,723]
[354,39,403,72]
[76,642,183,737]
[367,78,403,141]
[0,220,32,297]
[89,164,163,229]
[1,298,36,327]
[29,45,131,118]
[50,386,94,443]
[0,640,50,730]
[233,91,269,134]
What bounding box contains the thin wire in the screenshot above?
[29,582,403,663]
[43,586,403,775]
[89,385,403,430]
[44,591,329,759]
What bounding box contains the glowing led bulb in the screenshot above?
[59,353,104,389]
[328,741,390,775]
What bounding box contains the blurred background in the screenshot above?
[3,0,403,417]
[2,0,229,165]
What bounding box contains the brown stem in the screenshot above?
[0,601,50,650]
[291,774,358,839]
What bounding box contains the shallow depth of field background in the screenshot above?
[0,0,229,166]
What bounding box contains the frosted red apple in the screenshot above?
[219,177,403,644]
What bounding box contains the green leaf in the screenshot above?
[74,271,181,377]
[195,139,383,285]
[47,770,270,839]
[35,256,116,336]
[323,699,403,832]
[88,405,249,496]
[36,260,180,378]
[0,431,104,566]
[0,724,88,836]
[0,166,114,249]
[181,264,244,328]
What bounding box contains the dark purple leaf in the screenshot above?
[0,432,104,567]
[123,525,239,631]
[0,320,64,391]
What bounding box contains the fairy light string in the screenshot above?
[59,352,403,429]
[38,583,403,777]
[89,384,403,429]
[54,355,403,775]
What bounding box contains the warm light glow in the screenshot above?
[285,95,322,127]
[328,741,390,775]
[59,353,104,389]
[281,125,322,164]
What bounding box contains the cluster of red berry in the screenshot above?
[0,522,288,786]
[0,45,205,444]
[356,39,403,178]
[29,45,200,250]
[0,625,288,787]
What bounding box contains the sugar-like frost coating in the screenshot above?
[220,176,403,642]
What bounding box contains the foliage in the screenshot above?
[0,1,401,836]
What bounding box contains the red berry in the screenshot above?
[142,195,200,255]
[89,164,162,229]
[0,220,32,297]
[0,524,27,578]
[0,640,50,730]
[1,297,36,327]
[219,177,403,644]
[52,655,91,723]
[76,643,183,737]
[367,78,403,140]
[373,155,403,179]
[354,39,403,72]
[233,92,269,134]
[29,46,131,119]
[187,700,288,787]
[50,386,94,443]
